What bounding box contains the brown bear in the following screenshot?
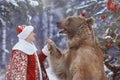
[47,16,107,80]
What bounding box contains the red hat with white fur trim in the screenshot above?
[16,25,34,39]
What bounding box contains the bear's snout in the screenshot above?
[56,22,61,28]
[56,22,60,25]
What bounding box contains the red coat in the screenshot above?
[5,50,49,80]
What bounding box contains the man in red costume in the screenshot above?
[5,25,50,80]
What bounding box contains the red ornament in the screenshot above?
[105,42,111,48]
[81,12,86,17]
[101,15,105,20]
[106,0,118,11]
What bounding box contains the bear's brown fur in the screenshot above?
[48,16,107,80]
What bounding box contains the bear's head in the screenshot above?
[57,16,94,40]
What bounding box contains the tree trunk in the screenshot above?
[1,25,6,68]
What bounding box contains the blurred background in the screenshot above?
[0,0,120,80]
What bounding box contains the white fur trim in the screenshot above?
[17,26,34,39]
[31,43,43,80]
[42,45,50,56]
[34,52,43,80]
[12,39,37,55]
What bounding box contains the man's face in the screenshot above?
[26,31,36,42]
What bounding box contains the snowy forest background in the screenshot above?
[0,0,120,80]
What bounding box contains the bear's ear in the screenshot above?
[86,17,94,26]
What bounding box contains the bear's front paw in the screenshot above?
[47,39,55,46]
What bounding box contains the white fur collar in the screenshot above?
[12,39,37,55]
